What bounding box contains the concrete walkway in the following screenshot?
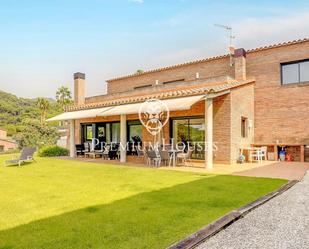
[197,170,309,249]
[161,162,309,180]
[63,157,309,180]
[233,162,309,180]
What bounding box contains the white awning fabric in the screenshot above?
[165,95,205,111]
[47,107,112,121]
[47,95,205,121]
[97,95,205,116]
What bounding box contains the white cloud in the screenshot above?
[130,0,144,3]
[153,10,201,28]
[146,40,229,70]
[232,12,309,49]
[140,12,309,75]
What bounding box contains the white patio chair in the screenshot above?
[177,147,194,165]
[260,146,267,161]
[250,148,263,163]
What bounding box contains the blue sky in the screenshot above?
[0,0,308,98]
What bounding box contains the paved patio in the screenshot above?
[232,162,309,180]
[160,161,275,175]
[161,161,309,180]
[63,157,309,181]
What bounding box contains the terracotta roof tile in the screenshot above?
[67,80,254,111]
[107,54,229,82]
[247,38,309,53]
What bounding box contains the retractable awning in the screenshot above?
[47,95,205,121]
[47,107,112,121]
[165,95,205,111]
[97,95,205,116]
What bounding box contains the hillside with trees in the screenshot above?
[0,87,72,148]
[0,90,61,135]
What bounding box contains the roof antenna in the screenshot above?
[214,24,235,66]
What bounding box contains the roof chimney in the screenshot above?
[229,45,235,56]
[74,72,85,106]
[234,48,246,81]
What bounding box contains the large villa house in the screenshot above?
[49,38,309,168]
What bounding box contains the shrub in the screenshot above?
[38,145,69,157]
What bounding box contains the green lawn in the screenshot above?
[0,155,286,249]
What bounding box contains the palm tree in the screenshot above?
[56,86,72,111]
[37,98,50,126]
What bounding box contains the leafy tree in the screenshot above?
[0,90,61,141]
[37,97,50,126]
[56,86,73,111]
[15,119,59,149]
[136,69,144,74]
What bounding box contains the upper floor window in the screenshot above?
[133,84,152,90]
[162,79,185,85]
[281,60,309,85]
[241,117,248,138]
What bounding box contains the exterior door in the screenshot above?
[96,123,106,145]
[171,117,205,159]
[81,124,94,144]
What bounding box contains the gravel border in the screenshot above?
[167,180,298,249]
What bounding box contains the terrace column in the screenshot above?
[301,145,305,162]
[91,124,96,150]
[69,120,75,158]
[205,98,213,169]
[120,114,127,163]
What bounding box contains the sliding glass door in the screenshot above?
[111,123,120,143]
[96,123,106,144]
[81,122,120,144]
[81,124,94,143]
[172,119,189,144]
[172,117,205,159]
[127,120,142,143]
